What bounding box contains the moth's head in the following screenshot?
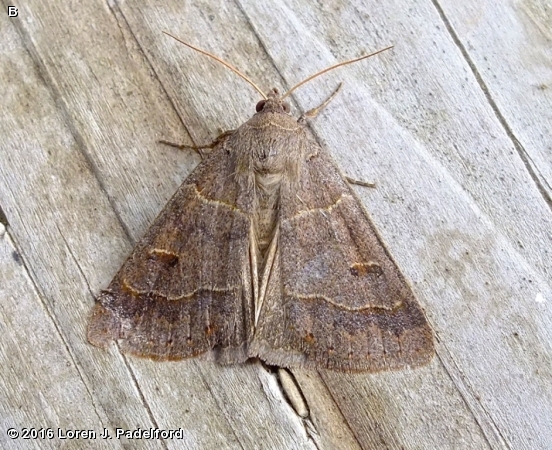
[255,88,291,115]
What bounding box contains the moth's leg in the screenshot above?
[299,83,343,122]
[299,85,375,188]
[277,368,309,418]
[345,177,376,188]
[159,130,235,159]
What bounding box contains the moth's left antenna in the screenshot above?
[163,32,267,99]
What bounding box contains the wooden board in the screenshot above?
[1,0,550,449]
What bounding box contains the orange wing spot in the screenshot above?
[304,332,315,345]
[350,261,383,277]
[149,249,179,267]
[205,325,216,336]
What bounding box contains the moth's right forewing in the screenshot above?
[254,144,434,372]
[87,143,254,362]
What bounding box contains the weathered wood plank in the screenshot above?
[1,0,550,449]
[0,224,114,450]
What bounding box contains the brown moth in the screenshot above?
[87,35,434,372]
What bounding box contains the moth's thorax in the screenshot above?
[233,107,305,185]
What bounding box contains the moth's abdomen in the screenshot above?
[253,172,281,258]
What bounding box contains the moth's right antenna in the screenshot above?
[281,46,394,100]
[163,31,267,99]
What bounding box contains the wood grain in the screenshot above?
[1,0,550,449]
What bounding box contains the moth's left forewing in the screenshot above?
[252,142,434,372]
[87,143,254,362]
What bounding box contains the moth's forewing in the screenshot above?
[250,141,434,372]
[88,143,253,361]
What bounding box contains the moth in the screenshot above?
[87,34,434,372]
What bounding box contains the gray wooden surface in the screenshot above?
[1,0,551,449]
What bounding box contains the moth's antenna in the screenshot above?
[163,31,267,99]
[281,45,394,100]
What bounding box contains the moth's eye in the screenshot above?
[256,100,266,112]
[282,102,290,113]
